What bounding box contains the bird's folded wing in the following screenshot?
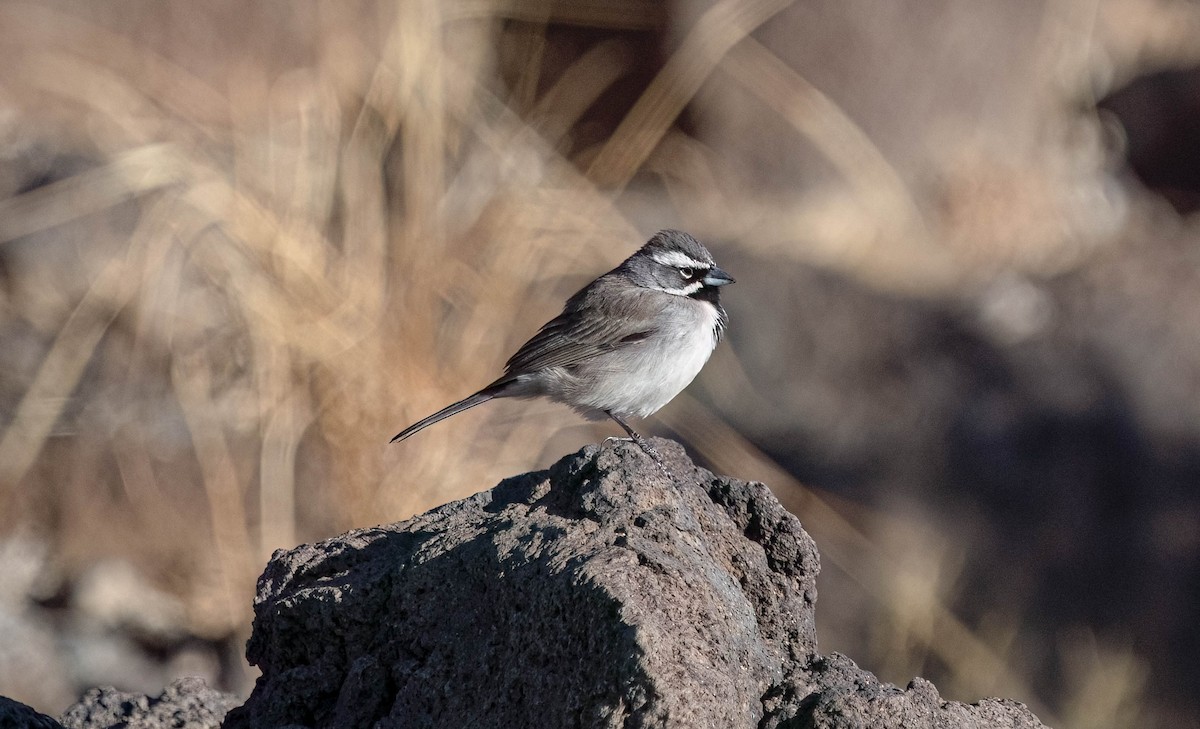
[499,289,658,377]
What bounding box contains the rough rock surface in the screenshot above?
[771,653,1046,728]
[224,438,1048,729]
[58,677,238,729]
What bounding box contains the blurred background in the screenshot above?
[0,0,1197,726]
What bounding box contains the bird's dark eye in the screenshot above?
[679,267,694,280]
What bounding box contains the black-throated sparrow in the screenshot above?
[389,229,734,459]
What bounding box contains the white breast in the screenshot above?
[559,299,722,418]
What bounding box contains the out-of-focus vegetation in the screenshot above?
[1,1,1198,727]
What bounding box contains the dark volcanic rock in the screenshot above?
[227,438,818,728]
[769,653,1046,728]
[58,677,238,729]
[0,696,65,729]
[224,438,1048,729]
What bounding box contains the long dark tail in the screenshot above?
[389,385,506,443]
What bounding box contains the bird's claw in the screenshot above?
[629,434,670,476]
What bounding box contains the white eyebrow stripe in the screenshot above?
[652,280,705,296]
[651,250,709,269]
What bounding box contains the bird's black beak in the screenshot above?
[703,267,735,287]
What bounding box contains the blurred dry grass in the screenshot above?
[0,0,1195,726]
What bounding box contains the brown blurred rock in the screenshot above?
[224,439,1046,729]
[0,537,74,711]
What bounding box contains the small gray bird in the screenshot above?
[389,229,734,458]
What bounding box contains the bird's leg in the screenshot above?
[605,411,669,474]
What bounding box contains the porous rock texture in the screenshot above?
[225,438,1049,729]
[0,678,238,729]
[57,678,238,729]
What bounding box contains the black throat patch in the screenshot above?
[689,284,721,306]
